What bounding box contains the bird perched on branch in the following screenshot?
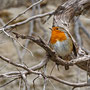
[49,26,77,70]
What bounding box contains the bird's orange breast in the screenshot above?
[50,29,67,44]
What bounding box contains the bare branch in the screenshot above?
[54,0,90,26]
[0,54,90,88]
[13,32,90,67]
[1,29,33,57]
[0,11,54,31]
[3,0,43,27]
[0,55,41,75]
[13,32,67,66]
[53,0,90,73]
[47,75,90,88]
[20,72,30,90]
[12,40,22,62]
[0,78,18,88]
[78,19,90,38]
[21,0,36,60]
[0,0,90,89]
[0,56,48,78]
[74,17,82,47]
[0,18,5,26]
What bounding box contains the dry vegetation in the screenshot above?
[0,0,90,90]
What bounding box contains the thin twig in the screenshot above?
[3,0,43,27]
[47,75,90,87]
[50,63,56,75]
[74,17,82,47]
[19,78,23,90]
[12,40,22,62]
[13,32,67,65]
[2,29,33,57]
[0,55,48,78]
[0,18,5,26]
[0,78,18,88]
[21,0,36,59]
[0,11,54,31]
[43,65,47,90]
[21,73,30,90]
[33,75,39,90]
[0,64,7,71]
[48,80,57,90]
[13,32,90,66]
[36,0,47,37]
[0,55,41,75]
[78,19,90,38]
[0,55,90,88]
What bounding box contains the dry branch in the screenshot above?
[0,0,90,89]
[0,55,48,78]
[0,11,54,31]
[47,75,90,88]
[53,0,90,27]
[53,0,90,72]
[3,0,43,27]
[0,55,41,75]
[0,55,90,89]
[12,32,90,70]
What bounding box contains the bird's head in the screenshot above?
[50,26,66,33]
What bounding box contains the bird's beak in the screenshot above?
[49,28,52,31]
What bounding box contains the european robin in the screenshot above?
[49,26,77,70]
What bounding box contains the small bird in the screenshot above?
[49,26,77,70]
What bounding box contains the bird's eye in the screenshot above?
[56,27,58,30]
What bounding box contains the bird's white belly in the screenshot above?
[51,39,73,57]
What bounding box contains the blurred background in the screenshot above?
[0,0,90,90]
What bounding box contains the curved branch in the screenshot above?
[0,55,48,78]
[0,11,54,31]
[13,32,90,67]
[47,75,90,87]
[3,0,43,27]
